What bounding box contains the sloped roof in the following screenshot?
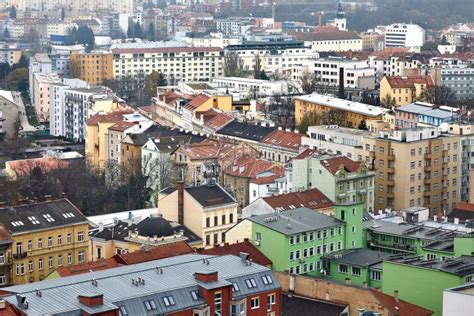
[449,202,474,223]
[293,148,316,160]
[183,94,210,111]
[370,289,433,316]
[320,156,362,175]
[195,108,234,131]
[260,130,302,151]
[262,188,334,211]
[86,108,133,125]
[185,184,237,207]
[384,76,434,89]
[114,241,194,265]
[197,240,272,266]
[108,121,136,132]
[224,156,279,179]
[217,121,276,142]
[178,140,234,160]
[55,258,119,277]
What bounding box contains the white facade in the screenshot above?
[443,284,474,316]
[302,125,371,160]
[216,19,252,36]
[385,23,425,48]
[212,77,292,97]
[183,33,242,48]
[368,55,423,79]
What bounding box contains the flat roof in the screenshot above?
[324,248,390,267]
[296,94,387,117]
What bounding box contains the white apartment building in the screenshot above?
[225,41,317,77]
[5,0,133,13]
[33,73,63,122]
[111,43,224,83]
[302,125,371,160]
[216,18,253,36]
[212,77,294,97]
[295,57,376,89]
[441,67,474,101]
[29,54,53,106]
[368,54,423,79]
[291,30,363,52]
[182,33,242,48]
[385,23,425,48]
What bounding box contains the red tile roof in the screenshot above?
[448,202,474,223]
[321,156,362,175]
[55,258,118,277]
[196,108,234,131]
[452,202,474,212]
[250,174,284,185]
[113,241,194,265]
[261,130,302,151]
[6,157,69,177]
[370,290,433,316]
[224,156,280,179]
[262,188,334,211]
[86,108,134,125]
[384,75,434,89]
[183,94,210,111]
[293,148,316,160]
[0,224,12,242]
[108,121,136,132]
[197,240,272,266]
[178,140,235,160]
[0,301,22,315]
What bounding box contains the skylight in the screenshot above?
[28,216,40,224]
[245,278,257,288]
[43,214,55,222]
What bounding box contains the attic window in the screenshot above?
[118,306,128,316]
[289,205,296,209]
[245,278,257,288]
[11,221,24,227]
[163,296,175,307]
[28,216,40,224]
[144,300,157,311]
[232,282,240,292]
[63,212,75,218]
[43,214,55,222]
[191,290,200,300]
[261,275,273,285]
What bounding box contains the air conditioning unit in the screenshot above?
[255,241,260,246]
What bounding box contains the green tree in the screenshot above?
[6,68,29,93]
[358,120,368,130]
[421,41,438,51]
[75,26,95,52]
[381,93,397,108]
[9,6,17,19]
[147,22,155,41]
[253,54,261,79]
[259,70,269,80]
[441,35,448,45]
[144,71,167,101]
[223,52,244,77]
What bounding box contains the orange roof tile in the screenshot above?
[293,148,316,160]
[183,94,210,111]
[55,258,118,277]
[384,75,434,89]
[197,240,272,266]
[261,130,302,151]
[262,188,334,211]
[86,108,134,125]
[224,156,280,179]
[108,121,136,132]
[320,156,362,175]
[113,241,194,265]
[370,290,433,316]
[178,140,235,160]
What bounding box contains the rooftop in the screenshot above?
[396,102,458,120]
[262,188,334,212]
[197,240,272,267]
[295,94,387,117]
[448,202,474,223]
[384,75,434,88]
[323,248,390,268]
[0,199,88,234]
[2,254,280,315]
[185,184,237,208]
[114,241,194,265]
[224,156,280,179]
[387,255,474,277]
[290,29,361,41]
[260,130,302,151]
[217,121,276,142]
[282,294,347,316]
[320,156,363,175]
[249,207,344,235]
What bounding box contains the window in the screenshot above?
[163,296,175,306]
[339,264,348,274]
[214,216,218,226]
[67,253,72,265]
[28,240,33,251]
[78,251,85,263]
[144,299,157,311]
[28,260,33,272]
[78,231,84,242]
[215,292,222,315]
[119,306,128,316]
[255,232,261,242]
[67,233,72,244]
[58,255,63,266]
[38,258,43,270]
[232,283,240,292]
[352,266,361,276]
[47,236,53,247]
[38,239,43,249]
[57,235,62,245]
[206,218,210,227]
[371,270,381,281]
[245,278,257,288]
[251,297,260,309]
[261,275,273,285]
[351,225,356,233]
[267,293,276,311]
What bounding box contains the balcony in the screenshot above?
[424,152,432,159]
[13,252,27,260]
[388,155,395,161]
[424,165,431,172]
[423,191,431,197]
[387,180,395,186]
[369,239,416,253]
[387,167,395,174]
[387,192,395,198]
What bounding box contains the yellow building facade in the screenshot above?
[380,75,434,107]
[70,51,113,85]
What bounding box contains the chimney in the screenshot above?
[194,271,218,283]
[0,300,5,310]
[338,67,345,99]
[98,222,104,232]
[393,290,399,303]
[78,294,104,307]
[178,181,184,225]
[239,252,250,263]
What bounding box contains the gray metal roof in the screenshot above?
[249,207,344,235]
[324,248,390,267]
[397,103,454,119]
[387,255,474,276]
[2,254,280,315]
[364,219,458,241]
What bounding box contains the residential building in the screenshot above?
[85,108,134,170]
[0,91,21,140]
[323,248,389,288]
[32,73,62,122]
[443,284,474,316]
[360,31,385,51]
[382,255,474,316]
[225,41,316,77]
[221,155,281,210]
[242,188,335,218]
[384,23,425,49]
[259,129,302,163]
[89,214,201,260]
[0,45,21,66]
[183,33,242,48]
[290,28,363,52]
[275,272,433,316]
[158,183,239,247]
[0,199,89,286]
[212,77,293,97]
[441,67,474,101]
[216,17,253,35]
[395,102,459,129]
[379,75,434,107]
[361,128,461,214]
[1,253,282,316]
[69,51,113,85]
[217,121,276,146]
[111,43,224,83]
[294,94,387,128]
[0,224,13,288]
[449,202,474,224]
[291,153,375,212]
[295,56,376,89]
[197,240,272,267]
[227,203,365,277]
[301,125,371,160]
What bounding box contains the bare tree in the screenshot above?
[381,93,397,109]
[418,85,456,106]
[297,110,321,134]
[223,52,244,77]
[321,109,346,127]
[268,94,295,129]
[69,58,81,78]
[299,70,331,95]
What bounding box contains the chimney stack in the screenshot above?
[338,67,345,99]
[178,181,184,225]
[393,290,399,302]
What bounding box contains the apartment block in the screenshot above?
[111,43,224,83]
[70,51,114,85]
[441,67,474,101]
[361,128,461,214]
[0,199,89,286]
[290,29,363,53]
[380,75,434,107]
[384,23,425,48]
